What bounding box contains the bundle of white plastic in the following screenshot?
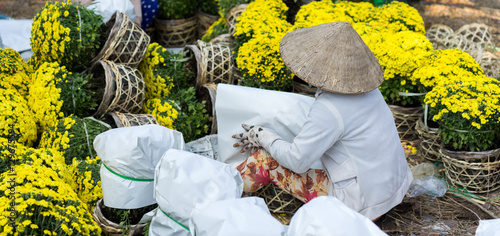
[149,149,244,236]
[188,197,286,236]
[287,196,388,236]
[94,124,185,209]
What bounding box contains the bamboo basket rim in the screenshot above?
[91,12,150,66]
[91,60,117,118]
[92,199,148,235]
[108,112,159,128]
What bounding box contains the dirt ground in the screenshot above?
[1,0,500,235]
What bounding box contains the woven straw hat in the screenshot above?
[280,21,384,94]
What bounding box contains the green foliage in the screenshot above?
[158,0,197,19]
[58,72,98,117]
[201,17,229,42]
[439,123,499,152]
[38,116,110,165]
[163,51,196,91]
[197,0,219,15]
[218,0,252,17]
[170,88,210,143]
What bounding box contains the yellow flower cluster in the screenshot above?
[234,0,294,90]
[30,1,71,69]
[0,49,32,98]
[0,164,101,235]
[412,48,484,89]
[69,156,103,209]
[139,43,174,100]
[424,73,500,151]
[30,0,103,71]
[425,74,500,130]
[143,98,179,129]
[372,31,432,81]
[0,89,38,146]
[38,116,75,152]
[27,62,65,131]
[293,0,376,30]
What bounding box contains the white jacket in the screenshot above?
[259,89,413,220]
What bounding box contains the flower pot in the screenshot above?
[225,4,248,37]
[415,116,441,162]
[92,199,149,236]
[91,12,151,67]
[107,111,159,128]
[388,104,423,141]
[196,10,220,39]
[155,16,198,48]
[184,40,235,88]
[440,147,500,193]
[90,60,145,118]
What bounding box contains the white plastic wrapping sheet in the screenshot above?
[94,124,185,209]
[152,149,244,236]
[0,19,33,52]
[475,218,500,236]
[188,197,286,236]
[287,196,388,236]
[215,84,323,169]
[149,208,191,236]
[87,0,137,23]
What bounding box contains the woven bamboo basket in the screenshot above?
[199,83,217,134]
[415,116,441,162]
[479,51,500,78]
[91,12,150,67]
[208,33,234,49]
[155,16,198,48]
[456,23,493,52]
[108,112,159,128]
[226,4,248,36]
[196,10,220,39]
[184,40,234,88]
[92,199,147,236]
[90,60,145,118]
[250,184,304,225]
[425,24,455,50]
[436,33,464,50]
[440,147,500,194]
[388,105,423,141]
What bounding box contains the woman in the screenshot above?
[233,21,413,221]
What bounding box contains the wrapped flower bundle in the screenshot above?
[29,0,104,72]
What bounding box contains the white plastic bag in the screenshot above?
[287,196,388,236]
[0,19,33,52]
[94,124,185,209]
[475,218,500,236]
[87,0,137,24]
[189,197,286,236]
[185,134,219,161]
[215,84,322,169]
[150,149,243,236]
[407,163,447,198]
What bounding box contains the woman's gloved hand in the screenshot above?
[232,124,267,154]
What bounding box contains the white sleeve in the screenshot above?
[259,99,344,173]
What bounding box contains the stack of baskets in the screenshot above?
[89,12,150,120]
[426,23,499,78]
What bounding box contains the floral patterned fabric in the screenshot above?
[236,149,329,203]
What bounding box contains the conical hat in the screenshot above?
[280,22,384,94]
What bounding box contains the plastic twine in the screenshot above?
[77,7,83,54]
[399,91,429,130]
[102,163,154,182]
[159,207,190,231]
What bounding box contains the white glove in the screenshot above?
[232,124,266,154]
